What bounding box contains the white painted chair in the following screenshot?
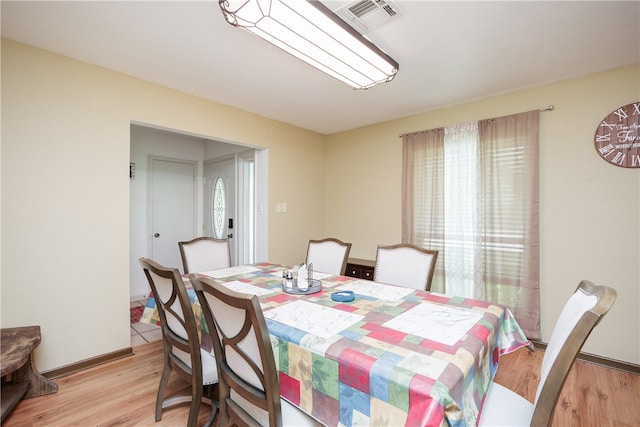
[305,238,352,276]
[178,237,231,274]
[479,280,617,427]
[373,243,438,290]
[190,275,323,427]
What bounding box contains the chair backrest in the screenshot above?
[190,275,282,427]
[178,237,231,274]
[305,238,352,275]
[530,280,616,426]
[138,257,203,375]
[373,243,438,290]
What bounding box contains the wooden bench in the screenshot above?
[1,326,58,421]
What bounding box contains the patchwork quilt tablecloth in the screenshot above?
[142,262,530,427]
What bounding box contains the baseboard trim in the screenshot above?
[130,294,148,302]
[40,342,639,380]
[42,347,134,379]
[531,340,640,375]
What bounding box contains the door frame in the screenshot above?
[237,150,255,265]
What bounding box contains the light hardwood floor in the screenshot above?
[493,349,640,426]
[4,341,639,426]
[4,341,216,426]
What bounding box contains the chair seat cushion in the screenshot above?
[172,347,218,385]
[201,349,218,385]
[281,399,324,426]
[478,382,534,427]
[229,391,323,426]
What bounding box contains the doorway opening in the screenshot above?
[129,123,268,302]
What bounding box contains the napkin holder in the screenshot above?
[282,263,322,295]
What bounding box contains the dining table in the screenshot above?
[141,262,531,427]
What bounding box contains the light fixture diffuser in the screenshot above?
[219,0,399,89]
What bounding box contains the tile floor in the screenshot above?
[130,300,162,347]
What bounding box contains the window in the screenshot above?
[402,110,540,338]
[212,177,226,239]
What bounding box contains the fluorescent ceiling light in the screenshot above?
[219,0,399,90]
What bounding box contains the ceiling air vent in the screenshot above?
[334,0,403,33]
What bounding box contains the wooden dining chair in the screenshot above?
[190,275,322,427]
[373,243,438,290]
[305,237,352,275]
[139,258,218,427]
[479,280,617,427]
[178,237,231,274]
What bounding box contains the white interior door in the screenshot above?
[150,157,196,269]
[204,158,236,265]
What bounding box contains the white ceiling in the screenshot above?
[2,1,639,135]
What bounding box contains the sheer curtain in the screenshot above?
[402,110,540,339]
[402,128,445,291]
[443,122,483,298]
[479,111,540,338]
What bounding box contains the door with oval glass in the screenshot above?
[204,157,236,265]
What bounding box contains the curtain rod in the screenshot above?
[398,105,555,138]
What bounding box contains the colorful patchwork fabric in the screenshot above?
[142,262,530,426]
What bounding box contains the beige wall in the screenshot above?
[324,65,640,364]
[2,38,638,371]
[1,39,325,371]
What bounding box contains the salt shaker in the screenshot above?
[283,270,293,289]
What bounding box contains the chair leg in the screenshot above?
[187,403,201,427]
[155,355,173,421]
[217,382,231,427]
[203,384,219,427]
[186,373,204,427]
[204,400,218,427]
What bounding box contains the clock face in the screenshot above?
[594,102,640,168]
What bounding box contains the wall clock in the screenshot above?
[593,102,640,168]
